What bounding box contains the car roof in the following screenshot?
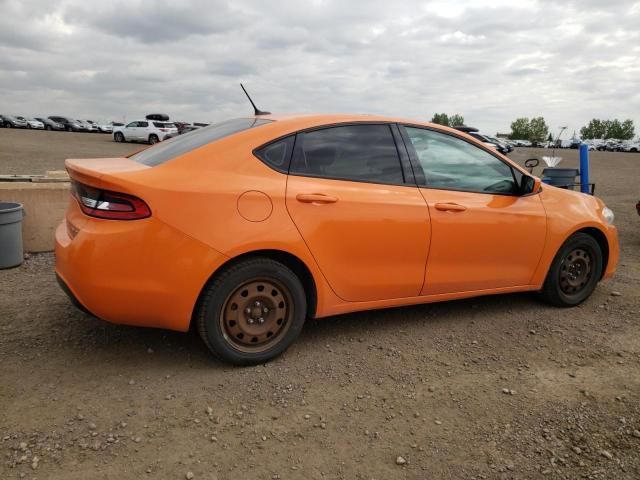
[252,113,466,136]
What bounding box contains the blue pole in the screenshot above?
[579,143,590,194]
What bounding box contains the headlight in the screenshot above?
[602,206,615,224]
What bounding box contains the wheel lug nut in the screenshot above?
[258,317,264,324]
[255,301,260,307]
[263,307,269,313]
[248,318,254,324]
[245,308,251,314]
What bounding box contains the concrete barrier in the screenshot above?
[0,172,71,252]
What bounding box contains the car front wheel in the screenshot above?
[196,258,307,366]
[540,232,603,307]
[114,132,125,143]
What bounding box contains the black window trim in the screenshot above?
[253,121,417,188]
[252,134,297,174]
[399,123,524,197]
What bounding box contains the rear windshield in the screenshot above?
[130,118,272,166]
[153,122,176,128]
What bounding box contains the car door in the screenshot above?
[137,121,149,141]
[123,121,139,140]
[400,125,547,295]
[285,123,431,302]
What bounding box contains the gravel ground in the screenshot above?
[1,130,639,479]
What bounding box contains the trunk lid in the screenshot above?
[65,157,151,191]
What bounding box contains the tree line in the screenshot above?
[580,119,635,140]
[430,113,636,142]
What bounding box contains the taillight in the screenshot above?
[72,181,151,220]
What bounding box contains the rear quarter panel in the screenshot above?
[107,128,343,318]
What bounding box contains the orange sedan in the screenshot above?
[55,114,619,365]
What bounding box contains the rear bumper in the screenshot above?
[55,208,228,332]
[56,273,93,316]
[157,131,176,141]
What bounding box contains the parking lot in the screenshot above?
[1,128,639,479]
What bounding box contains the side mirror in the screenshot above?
[520,175,541,195]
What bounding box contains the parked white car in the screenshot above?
[113,120,178,144]
[622,142,640,153]
[78,120,98,132]
[17,116,44,129]
[87,120,113,133]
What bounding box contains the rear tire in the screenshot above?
[540,233,603,307]
[196,258,307,366]
[148,134,159,145]
[114,132,125,143]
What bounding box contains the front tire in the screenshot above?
[540,233,603,307]
[196,258,307,366]
[114,132,125,143]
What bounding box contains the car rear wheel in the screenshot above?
[540,232,603,307]
[196,258,307,366]
[148,134,159,145]
[114,132,125,143]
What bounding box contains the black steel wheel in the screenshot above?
[540,233,603,307]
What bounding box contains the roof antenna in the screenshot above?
[240,83,270,116]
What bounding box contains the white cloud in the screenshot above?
[438,31,486,45]
[0,0,637,136]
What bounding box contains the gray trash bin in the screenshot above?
[541,168,579,189]
[0,202,25,269]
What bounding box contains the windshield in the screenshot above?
[130,118,272,166]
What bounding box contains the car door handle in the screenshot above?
[434,202,467,212]
[296,193,338,204]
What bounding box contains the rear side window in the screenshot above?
[153,122,175,128]
[254,136,295,173]
[131,118,272,166]
[290,124,404,185]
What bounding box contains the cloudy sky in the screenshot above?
[1,0,639,136]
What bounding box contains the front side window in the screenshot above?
[290,124,404,185]
[126,122,137,128]
[404,126,518,194]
